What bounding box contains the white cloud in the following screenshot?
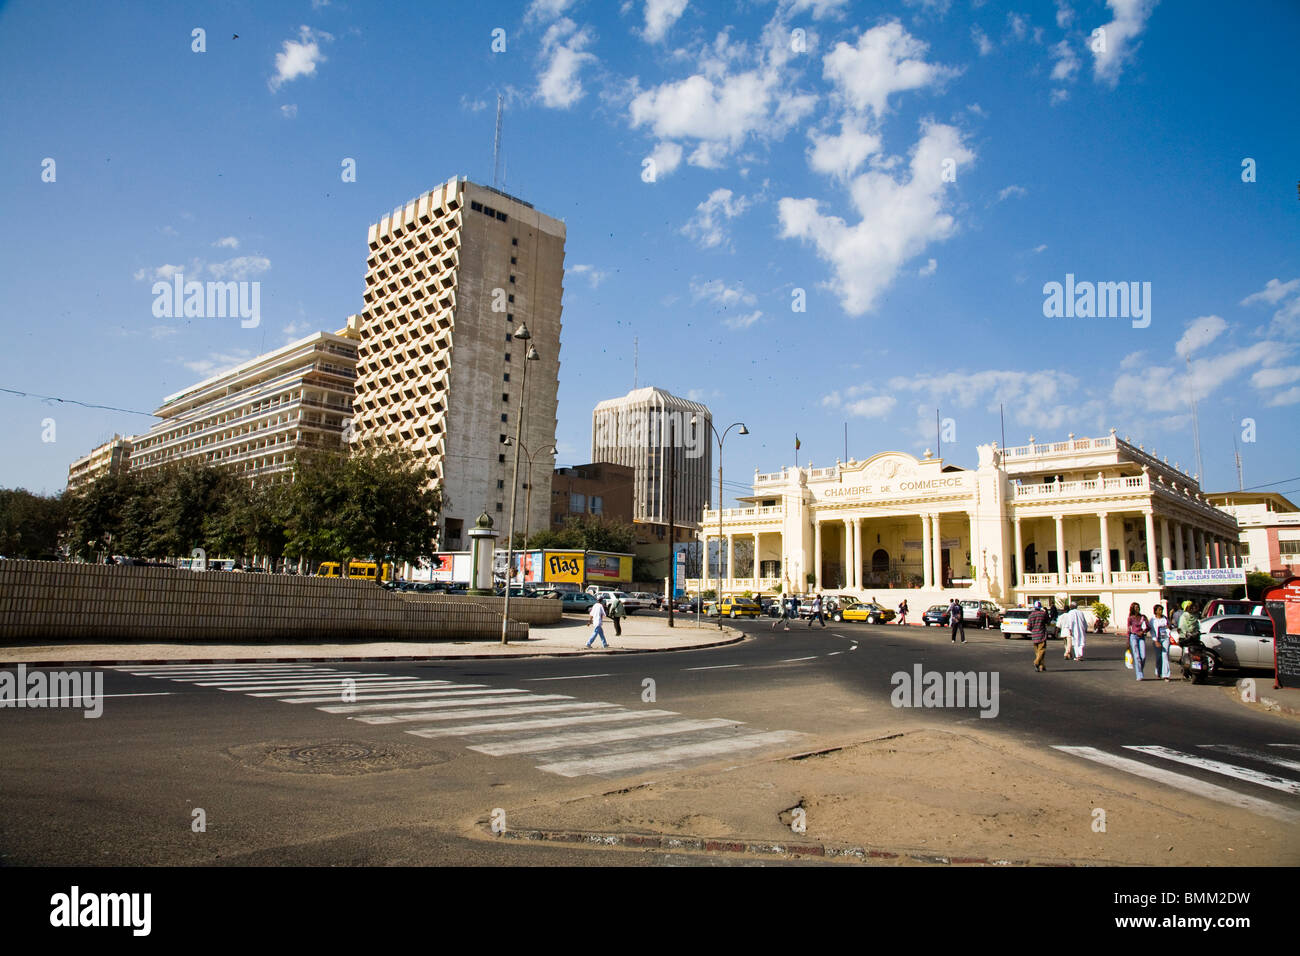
[1006,13,1028,41]
[918,258,937,277]
[134,264,184,282]
[997,184,1027,202]
[283,320,311,341]
[206,256,271,280]
[1050,88,1070,105]
[569,263,610,287]
[180,350,255,378]
[1251,365,1300,390]
[270,26,331,92]
[1032,243,1048,254]
[822,20,959,120]
[1091,0,1158,87]
[1056,1,1075,27]
[279,104,298,118]
[971,25,994,56]
[213,236,240,249]
[1112,341,1276,412]
[526,0,576,21]
[1241,277,1300,307]
[785,0,851,18]
[538,19,597,109]
[681,188,751,249]
[891,368,1100,433]
[645,140,683,178]
[690,277,757,308]
[778,121,974,316]
[644,0,688,43]
[722,309,763,330]
[806,117,882,181]
[822,385,897,418]
[1267,386,1300,407]
[1175,315,1227,358]
[1241,277,1300,338]
[149,325,180,339]
[1050,38,1080,82]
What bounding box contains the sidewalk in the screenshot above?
[0,612,743,666]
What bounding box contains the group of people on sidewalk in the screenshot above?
[1121,600,1201,682]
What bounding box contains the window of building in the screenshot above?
[504,353,511,362]
[470,201,483,212]
[502,393,509,402]
[497,480,505,490]
[1281,539,1300,556]
[496,502,503,512]
[496,211,508,222]
[512,237,518,246]
[498,453,506,463]
[510,257,517,265]
[505,332,512,342]
[507,313,513,321]
[500,434,507,444]
[590,496,603,515]
[501,413,508,422]
[507,294,514,303]
[509,275,515,284]
[570,492,586,513]
[503,373,510,382]
[1239,542,1250,555]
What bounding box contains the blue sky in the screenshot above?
[2,0,1298,506]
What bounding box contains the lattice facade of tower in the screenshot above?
[591,387,712,536]
[352,177,565,551]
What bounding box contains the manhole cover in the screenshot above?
[227,739,452,776]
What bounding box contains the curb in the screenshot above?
[0,632,745,668]
[484,826,1075,866]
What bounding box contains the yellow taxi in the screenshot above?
[717,596,762,618]
[829,596,895,624]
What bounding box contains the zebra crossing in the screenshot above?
[1053,742,1300,825]
[113,663,803,779]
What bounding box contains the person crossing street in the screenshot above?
[948,598,966,643]
[1027,600,1049,671]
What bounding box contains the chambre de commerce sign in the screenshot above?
[815,474,971,502]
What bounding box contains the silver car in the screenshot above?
[1168,615,1275,670]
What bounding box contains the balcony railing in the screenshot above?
[1012,474,1148,499]
[1020,570,1154,587]
[700,505,785,523]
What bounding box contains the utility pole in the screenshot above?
[667,417,676,628]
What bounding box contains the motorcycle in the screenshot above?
[1179,638,1220,684]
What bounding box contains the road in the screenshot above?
[2,614,1297,865]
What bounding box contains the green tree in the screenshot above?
[1245,571,1276,600]
[67,470,134,560]
[0,488,69,558]
[528,513,635,553]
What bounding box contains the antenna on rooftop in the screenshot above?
[492,93,504,190]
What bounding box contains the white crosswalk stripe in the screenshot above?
[1199,744,1300,774]
[1053,744,1300,824]
[118,663,804,779]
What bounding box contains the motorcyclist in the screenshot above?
[1177,600,1201,646]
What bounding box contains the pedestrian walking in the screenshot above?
[585,597,610,649]
[1060,601,1088,660]
[897,599,909,626]
[1027,600,1049,671]
[948,598,966,643]
[1125,601,1149,680]
[1149,603,1172,680]
[609,593,626,637]
[771,593,792,630]
[807,592,826,628]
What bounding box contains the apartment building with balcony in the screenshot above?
[66,434,133,492]
[689,430,1241,613]
[1205,490,1300,579]
[350,176,565,551]
[126,325,359,482]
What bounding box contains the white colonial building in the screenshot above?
[690,431,1242,613]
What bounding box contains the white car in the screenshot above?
[595,590,642,613]
[1000,608,1059,640]
[1168,615,1275,670]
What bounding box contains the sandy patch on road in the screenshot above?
[489,724,1300,865]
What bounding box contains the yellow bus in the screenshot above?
[317,561,394,582]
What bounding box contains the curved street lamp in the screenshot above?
[502,436,558,547]
[692,415,748,628]
[502,323,540,645]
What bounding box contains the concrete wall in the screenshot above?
[0,561,528,643]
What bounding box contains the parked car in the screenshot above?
[960,600,1003,629]
[630,591,662,609]
[1169,614,1275,670]
[594,590,641,612]
[561,591,599,613]
[829,597,894,624]
[921,604,950,626]
[717,596,762,618]
[1201,599,1266,618]
[1000,608,1060,640]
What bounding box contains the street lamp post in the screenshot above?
[503,437,557,549]
[502,323,540,645]
[693,415,748,628]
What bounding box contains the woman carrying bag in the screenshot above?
[1125,602,1149,681]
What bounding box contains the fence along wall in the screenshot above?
[0,561,531,643]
